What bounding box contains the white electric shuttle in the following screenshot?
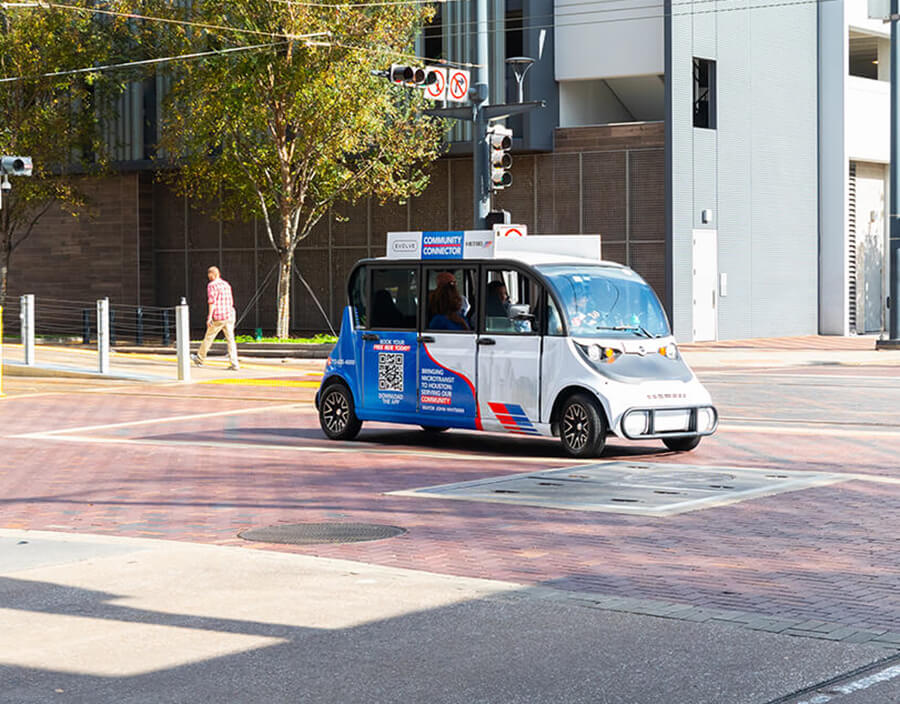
[316,231,717,457]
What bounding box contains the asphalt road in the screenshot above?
[1,353,899,703]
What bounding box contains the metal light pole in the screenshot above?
[425,0,544,229]
[880,0,900,348]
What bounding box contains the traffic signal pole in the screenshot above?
[473,0,491,228]
[425,0,544,228]
[878,0,900,349]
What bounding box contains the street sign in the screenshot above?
[447,68,470,103]
[494,224,527,238]
[424,66,447,100]
[869,0,891,19]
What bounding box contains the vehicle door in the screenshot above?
[360,265,419,417]
[417,266,479,428]
[477,266,542,434]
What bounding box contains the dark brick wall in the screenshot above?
[9,172,148,306]
[8,122,666,336]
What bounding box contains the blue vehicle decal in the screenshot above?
[321,307,362,400]
[488,402,540,435]
[362,331,419,414]
[419,345,480,429]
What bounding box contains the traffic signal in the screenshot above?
[390,64,427,85]
[487,124,513,190]
[0,156,32,176]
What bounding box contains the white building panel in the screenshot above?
[845,77,890,163]
[555,0,663,81]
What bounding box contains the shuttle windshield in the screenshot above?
[539,265,670,338]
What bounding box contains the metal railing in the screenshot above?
[2,295,191,381]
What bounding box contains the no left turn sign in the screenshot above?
[424,67,447,100]
[447,68,470,102]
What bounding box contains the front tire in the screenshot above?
[319,383,362,441]
[421,426,449,433]
[663,435,701,452]
[559,393,607,458]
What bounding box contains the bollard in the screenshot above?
[135,307,143,345]
[0,305,5,397]
[82,308,91,345]
[162,309,171,346]
[97,297,110,374]
[175,297,190,382]
[20,294,34,366]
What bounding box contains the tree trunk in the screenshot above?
[275,250,293,339]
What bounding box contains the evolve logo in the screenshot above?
[422,231,464,259]
[390,238,420,257]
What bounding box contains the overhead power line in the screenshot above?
[0,41,294,83]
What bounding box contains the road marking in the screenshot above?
[12,402,306,438]
[793,664,900,704]
[201,378,320,388]
[21,433,587,465]
[719,422,900,439]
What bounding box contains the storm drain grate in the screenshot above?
[388,462,847,516]
[239,523,406,545]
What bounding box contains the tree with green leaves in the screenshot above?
[153,0,444,337]
[0,2,133,306]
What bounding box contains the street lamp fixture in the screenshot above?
[506,56,535,103]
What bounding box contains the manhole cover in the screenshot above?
[238,523,406,545]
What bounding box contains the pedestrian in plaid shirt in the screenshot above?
[192,266,240,370]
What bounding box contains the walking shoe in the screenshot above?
[227,364,240,371]
[191,354,203,366]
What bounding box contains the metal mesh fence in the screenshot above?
[150,144,666,334]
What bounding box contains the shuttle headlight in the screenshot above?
[622,410,649,437]
[697,407,717,433]
[581,343,621,364]
[658,344,678,360]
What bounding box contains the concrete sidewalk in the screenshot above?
[2,336,898,383]
[1,529,891,704]
[0,342,325,383]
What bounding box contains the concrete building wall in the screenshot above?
[555,0,663,80]
[669,0,819,341]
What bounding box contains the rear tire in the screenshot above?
[663,435,701,452]
[421,426,449,433]
[319,383,362,441]
[559,393,607,458]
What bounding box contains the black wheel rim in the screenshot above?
[322,389,350,434]
[562,403,591,451]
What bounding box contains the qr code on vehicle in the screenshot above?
[378,352,404,392]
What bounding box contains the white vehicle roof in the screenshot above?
[383,231,627,270]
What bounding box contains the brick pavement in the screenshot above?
[1,373,899,650]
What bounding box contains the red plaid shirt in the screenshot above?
[207,277,235,321]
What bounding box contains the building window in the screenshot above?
[693,58,716,129]
[849,35,880,80]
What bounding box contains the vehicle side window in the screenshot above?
[546,293,564,336]
[370,267,418,330]
[484,269,540,335]
[349,266,367,328]
[424,267,476,332]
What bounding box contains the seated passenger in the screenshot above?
[428,276,470,331]
[372,289,404,328]
[485,280,510,318]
